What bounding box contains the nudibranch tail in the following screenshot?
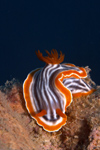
[23,50,95,132]
[35,49,65,64]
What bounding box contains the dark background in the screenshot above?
[0,0,100,86]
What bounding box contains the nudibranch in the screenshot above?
[23,50,95,132]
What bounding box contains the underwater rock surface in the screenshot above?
[0,68,100,150]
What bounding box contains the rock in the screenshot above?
[0,75,100,150]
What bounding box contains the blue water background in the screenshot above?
[0,1,100,85]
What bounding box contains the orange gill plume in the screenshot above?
[35,49,65,64]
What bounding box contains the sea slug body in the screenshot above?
[23,50,95,132]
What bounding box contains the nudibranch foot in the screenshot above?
[23,49,95,132]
